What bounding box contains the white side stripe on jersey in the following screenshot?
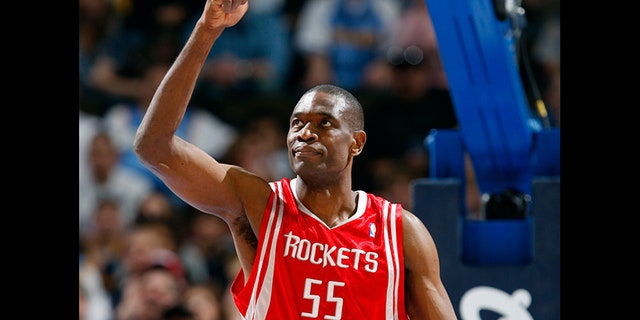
[246,181,283,320]
[390,203,401,320]
[383,201,402,319]
[383,201,393,319]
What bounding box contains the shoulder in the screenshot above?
[401,209,426,233]
[401,208,439,260]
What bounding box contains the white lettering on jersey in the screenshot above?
[283,230,379,272]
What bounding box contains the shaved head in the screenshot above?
[303,84,365,131]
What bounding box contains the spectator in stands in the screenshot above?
[133,191,191,251]
[79,87,102,181]
[87,0,199,105]
[113,223,180,313]
[178,210,236,289]
[81,199,130,299]
[182,284,225,320]
[80,242,115,320]
[293,0,401,92]
[386,0,448,91]
[186,0,291,106]
[116,249,188,320]
[222,115,294,181]
[79,131,154,234]
[220,255,244,320]
[79,0,120,115]
[135,191,176,223]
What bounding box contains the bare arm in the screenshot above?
[133,0,270,274]
[403,209,457,320]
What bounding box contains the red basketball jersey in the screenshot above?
[231,177,407,319]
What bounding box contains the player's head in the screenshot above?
[287,84,367,184]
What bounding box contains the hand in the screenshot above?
[202,0,249,29]
[220,0,248,13]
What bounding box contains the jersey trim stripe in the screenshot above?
[390,203,401,320]
[257,181,284,318]
[383,201,394,319]
[246,181,283,319]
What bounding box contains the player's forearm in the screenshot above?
[133,21,224,161]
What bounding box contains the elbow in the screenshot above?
[132,129,154,165]
[133,121,175,169]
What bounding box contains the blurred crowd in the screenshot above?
[79,0,559,318]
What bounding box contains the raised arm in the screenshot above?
[403,209,458,319]
[133,0,271,273]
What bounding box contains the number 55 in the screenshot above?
[301,278,345,319]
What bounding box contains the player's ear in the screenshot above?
[351,130,366,156]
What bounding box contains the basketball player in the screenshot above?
[133,0,457,318]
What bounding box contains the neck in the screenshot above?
[292,177,358,227]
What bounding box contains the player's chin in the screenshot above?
[291,159,323,173]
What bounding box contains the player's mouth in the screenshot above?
[292,146,321,159]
